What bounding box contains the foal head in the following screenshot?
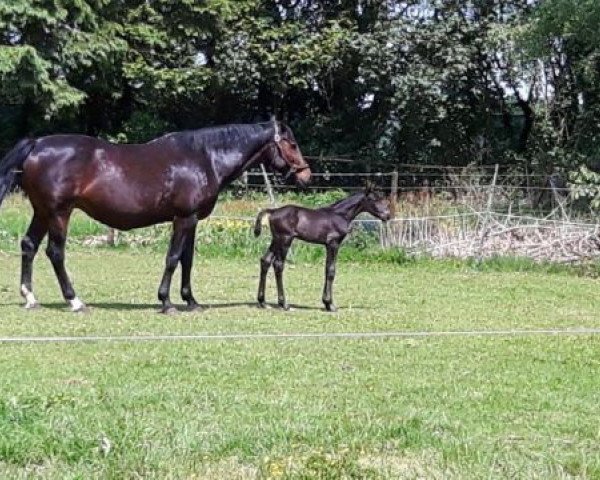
[263,120,311,186]
[361,188,392,222]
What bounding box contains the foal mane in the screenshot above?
[328,191,365,213]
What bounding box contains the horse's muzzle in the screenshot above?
[295,168,312,186]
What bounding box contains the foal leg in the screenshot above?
[322,242,340,312]
[20,214,48,309]
[46,213,85,312]
[157,215,196,314]
[274,239,292,310]
[257,241,275,308]
[179,220,200,310]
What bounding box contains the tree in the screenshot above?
[0,0,127,138]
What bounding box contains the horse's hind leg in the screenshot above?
[274,239,292,310]
[179,220,200,310]
[158,215,196,314]
[322,242,340,312]
[46,212,86,312]
[257,241,275,308]
[20,214,48,309]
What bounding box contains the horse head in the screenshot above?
[363,183,392,222]
[264,117,311,186]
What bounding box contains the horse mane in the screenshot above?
[173,123,272,152]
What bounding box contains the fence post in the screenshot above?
[242,171,249,195]
[476,163,499,262]
[260,164,276,205]
[107,228,117,247]
[550,178,569,220]
[383,170,399,248]
[390,170,398,218]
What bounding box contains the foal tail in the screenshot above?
[254,209,273,237]
[0,138,36,209]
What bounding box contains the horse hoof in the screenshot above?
[187,303,203,312]
[24,302,39,310]
[70,298,88,313]
[325,304,338,313]
[161,306,178,315]
[279,303,290,311]
[257,301,267,309]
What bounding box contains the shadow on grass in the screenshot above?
[10,301,361,313]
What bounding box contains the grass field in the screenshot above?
[0,245,599,478]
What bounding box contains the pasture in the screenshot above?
[0,240,599,478]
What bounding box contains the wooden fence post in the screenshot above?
[476,163,499,262]
[260,164,276,205]
[390,170,398,218]
[107,228,117,247]
[382,170,399,249]
[242,171,249,195]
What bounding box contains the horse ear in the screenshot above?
[364,180,373,194]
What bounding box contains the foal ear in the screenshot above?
[364,180,374,195]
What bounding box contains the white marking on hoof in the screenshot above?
[21,285,38,309]
[70,297,86,312]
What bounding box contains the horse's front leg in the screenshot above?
[322,242,340,312]
[179,221,200,310]
[158,215,196,314]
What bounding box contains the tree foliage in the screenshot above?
[1,0,599,182]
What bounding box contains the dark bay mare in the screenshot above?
[0,120,310,313]
[254,187,391,312]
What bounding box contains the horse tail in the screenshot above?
[254,209,273,237]
[0,138,36,210]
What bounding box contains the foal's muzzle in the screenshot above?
[380,212,392,223]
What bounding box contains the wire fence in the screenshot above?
[218,160,600,263]
[4,155,597,262]
[235,164,575,215]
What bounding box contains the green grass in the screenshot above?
[0,248,599,478]
[1,337,599,479]
[1,196,600,478]
[0,250,599,337]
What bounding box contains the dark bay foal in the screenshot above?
[254,188,391,311]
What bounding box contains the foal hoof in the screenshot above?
[160,306,179,315]
[186,303,203,312]
[257,301,267,309]
[24,301,39,310]
[278,303,290,311]
[324,304,338,313]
